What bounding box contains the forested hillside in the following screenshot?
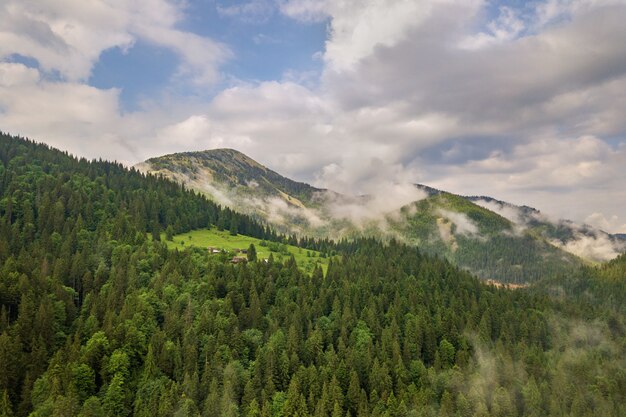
[534,252,626,314]
[390,193,582,284]
[138,149,626,285]
[0,133,624,417]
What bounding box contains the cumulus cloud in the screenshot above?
[0,62,39,86]
[0,0,230,84]
[585,213,626,234]
[0,62,131,159]
[427,134,626,231]
[459,6,526,50]
[0,0,233,163]
[1,0,626,234]
[278,0,626,232]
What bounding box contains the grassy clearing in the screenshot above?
[164,227,331,274]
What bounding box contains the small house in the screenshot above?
[231,256,248,264]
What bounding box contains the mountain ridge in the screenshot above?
[137,148,625,283]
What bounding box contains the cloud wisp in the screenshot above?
[472,198,626,262]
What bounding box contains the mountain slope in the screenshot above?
[468,195,626,262]
[3,133,626,417]
[389,192,582,283]
[137,148,362,238]
[137,149,327,209]
[137,149,624,283]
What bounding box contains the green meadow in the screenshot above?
[164,227,331,274]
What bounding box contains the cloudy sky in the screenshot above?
[1,0,625,232]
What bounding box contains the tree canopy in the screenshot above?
[0,132,624,417]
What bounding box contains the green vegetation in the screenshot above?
[144,150,590,284]
[144,148,321,205]
[0,132,624,417]
[392,193,581,284]
[164,227,331,274]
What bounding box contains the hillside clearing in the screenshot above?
[164,227,332,274]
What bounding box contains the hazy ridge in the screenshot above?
[138,149,625,283]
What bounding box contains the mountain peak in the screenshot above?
[146,147,265,170]
[138,147,324,207]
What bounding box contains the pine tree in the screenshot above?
[247,244,257,262]
[0,389,13,417]
[102,375,127,417]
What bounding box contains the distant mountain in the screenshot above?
[388,191,582,283]
[137,149,363,237]
[138,149,625,283]
[466,195,626,263]
[136,149,327,208]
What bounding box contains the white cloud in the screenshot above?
[1,0,626,235]
[464,135,621,188]
[550,232,625,263]
[437,209,479,235]
[460,6,526,50]
[0,62,202,164]
[135,24,230,86]
[0,62,135,161]
[585,213,626,234]
[0,0,229,85]
[0,0,133,80]
[0,62,40,86]
[284,0,483,72]
[278,0,331,22]
[472,199,534,235]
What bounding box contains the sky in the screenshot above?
[1,0,625,233]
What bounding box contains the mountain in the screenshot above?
[138,149,625,283]
[467,195,626,263]
[136,148,330,208]
[388,191,583,283]
[136,148,359,237]
[2,132,625,416]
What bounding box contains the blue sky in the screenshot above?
[1,0,626,233]
[87,0,328,111]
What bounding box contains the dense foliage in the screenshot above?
[535,252,626,315]
[0,133,624,417]
[392,194,581,284]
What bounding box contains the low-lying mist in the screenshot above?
[473,198,625,262]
